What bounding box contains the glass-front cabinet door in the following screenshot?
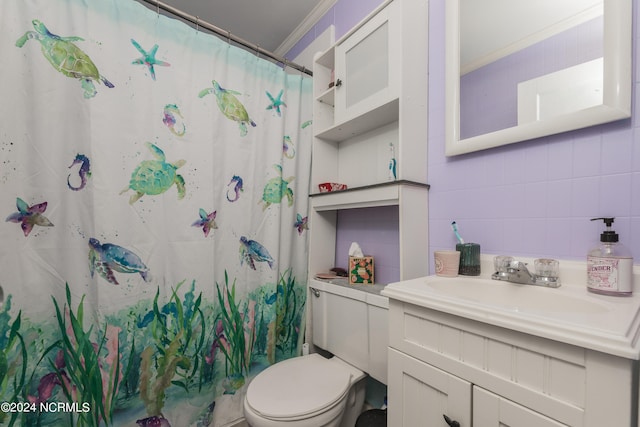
[334,0,400,124]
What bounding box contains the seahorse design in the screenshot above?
[226,175,244,202]
[67,154,91,191]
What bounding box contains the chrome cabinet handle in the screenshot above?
[310,287,320,297]
[335,78,342,88]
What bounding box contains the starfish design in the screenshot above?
[131,39,170,80]
[294,213,308,235]
[6,197,54,237]
[192,208,217,237]
[265,89,287,117]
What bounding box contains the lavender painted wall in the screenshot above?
[290,0,640,282]
[429,0,640,272]
[334,206,400,285]
[461,17,603,139]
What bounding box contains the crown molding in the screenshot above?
[274,0,337,57]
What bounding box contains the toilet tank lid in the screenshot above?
[246,354,352,420]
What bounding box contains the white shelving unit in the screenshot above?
[308,0,430,286]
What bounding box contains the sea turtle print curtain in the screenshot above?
[0,0,312,425]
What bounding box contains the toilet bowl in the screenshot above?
[244,281,388,426]
[243,353,366,427]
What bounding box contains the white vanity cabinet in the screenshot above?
[388,347,472,426]
[385,298,637,427]
[308,0,430,290]
[473,388,568,426]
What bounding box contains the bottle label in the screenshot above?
[587,256,633,292]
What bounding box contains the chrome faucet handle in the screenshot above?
[492,255,513,280]
[533,258,561,287]
[491,256,561,288]
[508,261,534,283]
[534,258,560,279]
[505,260,516,271]
[506,260,530,273]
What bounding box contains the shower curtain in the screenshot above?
[0,0,312,425]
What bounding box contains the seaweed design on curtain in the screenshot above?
[0,0,312,425]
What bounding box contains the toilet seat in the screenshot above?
[245,354,352,421]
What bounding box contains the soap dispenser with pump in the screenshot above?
[587,217,633,296]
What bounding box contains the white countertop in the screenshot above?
[309,277,389,308]
[381,255,640,359]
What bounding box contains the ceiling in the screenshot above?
[137,0,327,57]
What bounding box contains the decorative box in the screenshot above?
[349,256,374,284]
[318,182,348,193]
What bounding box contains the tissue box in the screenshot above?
[349,256,374,284]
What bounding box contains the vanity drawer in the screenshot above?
[388,299,636,426]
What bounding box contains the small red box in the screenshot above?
[318,182,347,193]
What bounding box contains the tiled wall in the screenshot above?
[428,0,640,270]
[461,17,602,139]
[290,0,640,281]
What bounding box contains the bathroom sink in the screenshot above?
[382,265,640,359]
[424,277,610,314]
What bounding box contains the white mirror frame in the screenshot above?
[445,0,632,157]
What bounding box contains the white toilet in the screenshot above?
[243,281,389,427]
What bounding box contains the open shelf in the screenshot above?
[315,46,335,69]
[315,99,399,142]
[316,87,335,106]
[310,180,429,211]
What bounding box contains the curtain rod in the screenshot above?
[140,0,313,76]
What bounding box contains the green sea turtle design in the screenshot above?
[88,238,150,285]
[260,164,294,211]
[16,19,114,98]
[120,142,186,204]
[199,80,256,136]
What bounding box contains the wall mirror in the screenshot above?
[445,0,631,156]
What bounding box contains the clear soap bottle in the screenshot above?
[587,217,633,296]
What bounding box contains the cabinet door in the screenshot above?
[388,348,471,426]
[334,1,400,124]
[474,387,570,427]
